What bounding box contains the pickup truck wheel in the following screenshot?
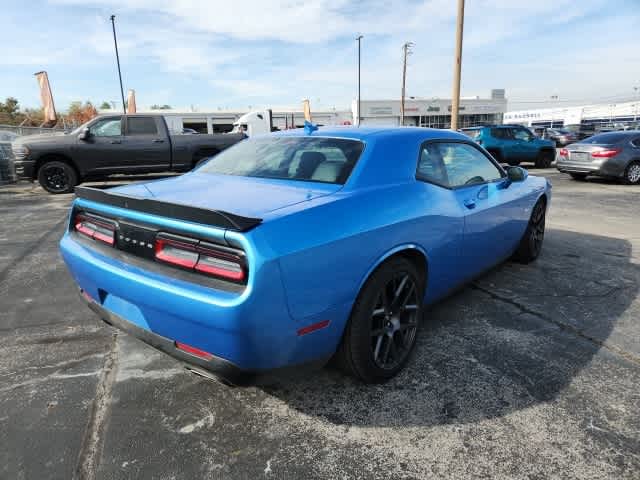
[535,150,555,168]
[37,161,78,194]
[333,256,424,383]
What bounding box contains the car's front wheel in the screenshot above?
[512,198,546,264]
[37,160,78,194]
[334,256,424,383]
[623,161,640,185]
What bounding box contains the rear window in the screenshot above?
[581,132,630,144]
[128,117,158,135]
[199,136,365,185]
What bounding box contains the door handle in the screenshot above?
[152,139,165,143]
[110,140,121,144]
[463,198,476,210]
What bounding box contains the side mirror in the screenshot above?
[506,166,528,182]
[78,128,90,140]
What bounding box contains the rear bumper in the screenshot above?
[556,158,626,177]
[60,231,342,376]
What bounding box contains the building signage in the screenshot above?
[369,107,393,115]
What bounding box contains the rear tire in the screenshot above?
[569,173,588,181]
[37,160,78,194]
[513,198,546,264]
[535,150,555,168]
[623,161,640,185]
[334,257,425,383]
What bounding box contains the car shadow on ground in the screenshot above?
[261,228,638,428]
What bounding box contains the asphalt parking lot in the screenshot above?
[1,169,639,479]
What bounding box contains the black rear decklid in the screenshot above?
[74,186,262,232]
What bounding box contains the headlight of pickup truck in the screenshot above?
[11,144,30,160]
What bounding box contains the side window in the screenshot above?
[127,117,158,135]
[512,128,532,141]
[490,128,511,140]
[417,142,503,188]
[89,117,122,137]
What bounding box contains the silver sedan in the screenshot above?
[556,131,640,184]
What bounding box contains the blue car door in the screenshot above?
[422,141,524,279]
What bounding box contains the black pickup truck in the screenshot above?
[11,114,245,193]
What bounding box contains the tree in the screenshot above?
[0,97,20,124]
[150,104,172,110]
[99,101,112,110]
[66,101,98,126]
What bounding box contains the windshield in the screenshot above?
[581,132,630,144]
[199,136,365,185]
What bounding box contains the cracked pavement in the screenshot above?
[1,170,639,479]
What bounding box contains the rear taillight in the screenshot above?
[74,214,116,245]
[155,233,246,282]
[559,148,569,157]
[592,148,621,158]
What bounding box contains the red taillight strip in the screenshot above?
[155,234,246,282]
[592,148,621,158]
[74,214,116,246]
[175,341,214,360]
[297,320,330,336]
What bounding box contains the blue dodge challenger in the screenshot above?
[60,127,551,384]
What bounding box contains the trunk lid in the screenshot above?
[108,171,342,220]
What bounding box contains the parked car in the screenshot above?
[533,127,578,147]
[557,131,640,184]
[461,125,556,167]
[11,114,246,194]
[60,127,551,385]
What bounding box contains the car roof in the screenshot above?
[273,126,468,142]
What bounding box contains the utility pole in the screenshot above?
[400,42,414,126]
[356,35,363,126]
[110,15,126,114]
[450,0,465,130]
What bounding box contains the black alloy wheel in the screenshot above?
[513,199,546,263]
[370,272,420,370]
[334,256,424,383]
[37,160,78,194]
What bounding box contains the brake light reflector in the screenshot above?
[154,234,246,282]
[559,148,568,157]
[74,214,115,245]
[592,148,621,158]
[297,320,330,336]
[175,341,214,360]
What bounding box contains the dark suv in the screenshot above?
[462,125,556,168]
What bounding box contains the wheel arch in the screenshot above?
[356,244,429,296]
[34,153,80,180]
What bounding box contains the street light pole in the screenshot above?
[110,15,126,114]
[450,0,465,130]
[356,35,363,126]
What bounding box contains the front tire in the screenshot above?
[37,160,78,194]
[513,198,546,264]
[623,161,640,185]
[334,256,424,383]
[535,150,554,168]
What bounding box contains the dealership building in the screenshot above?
[109,89,507,134]
[354,89,507,128]
[504,100,640,129]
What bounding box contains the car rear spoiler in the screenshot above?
[74,186,262,232]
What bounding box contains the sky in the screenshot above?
[1,0,639,112]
